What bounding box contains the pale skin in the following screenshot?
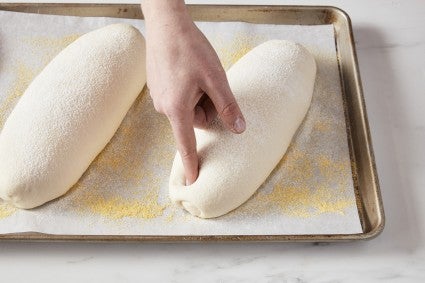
[141,0,246,185]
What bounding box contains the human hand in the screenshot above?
[142,0,246,185]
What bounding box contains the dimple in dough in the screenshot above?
[0,24,146,209]
[169,40,317,218]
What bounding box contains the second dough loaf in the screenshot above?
[169,40,317,218]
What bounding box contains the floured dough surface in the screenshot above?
[169,40,317,218]
[0,23,146,209]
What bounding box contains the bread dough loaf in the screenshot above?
[169,40,316,218]
[0,24,146,208]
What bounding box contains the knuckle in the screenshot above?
[204,69,218,81]
[179,147,197,160]
[219,101,239,118]
[204,68,224,86]
[163,99,188,119]
[148,86,191,119]
[164,103,182,119]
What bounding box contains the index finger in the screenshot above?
[168,115,199,185]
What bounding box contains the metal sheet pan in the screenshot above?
[0,3,384,242]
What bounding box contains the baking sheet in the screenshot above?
[0,10,362,235]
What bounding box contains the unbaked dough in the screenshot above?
[169,40,317,218]
[0,24,146,208]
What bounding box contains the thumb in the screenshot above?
[204,73,246,134]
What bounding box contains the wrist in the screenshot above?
[142,0,189,23]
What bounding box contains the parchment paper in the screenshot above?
[0,10,362,235]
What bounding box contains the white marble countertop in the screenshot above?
[0,0,424,282]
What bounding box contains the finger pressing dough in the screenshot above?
[0,24,146,208]
[169,40,317,218]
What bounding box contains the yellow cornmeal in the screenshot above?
[26,34,81,66]
[313,120,331,132]
[235,144,355,218]
[0,63,35,127]
[27,34,80,48]
[165,212,175,223]
[66,91,175,220]
[262,185,353,218]
[84,192,165,220]
[4,63,34,99]
[0,203,16,219]
[0,34,80,128]
[280,148,315,182]
[215,34,265,70]
[317,155,351,187]
[266,145,354,217]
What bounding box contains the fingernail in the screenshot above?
[185,179,190,186]
[233,116,246,133]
